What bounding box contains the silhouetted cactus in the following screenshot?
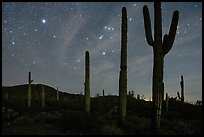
[137,94,140,100]
[165,93,169,112]
[56,87,59,101]
[177,75,184,109]
[84,51,90,113]
[180,75,184,103]
[143,2,179,131]
[28,72,33,108]
[103,89,105,96]
[119,7,128,125]
[41,84,45,109]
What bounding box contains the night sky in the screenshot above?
[2,2,202,103]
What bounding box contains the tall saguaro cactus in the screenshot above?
[84,51,90,113]
[28,72,33,108]
[119,7,128,125]
[143,2,179,131]
[41,84,45,109]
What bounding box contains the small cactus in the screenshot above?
[177,75,184,109]
[28,72,33,108]
[137,94,140,100]
[103,89,105,96]
[84,51,90,113]
[119,7,128,125]
[143,2,179,131]
[41,84,45,109]
[56,87,59,101]
[165,93,169,112]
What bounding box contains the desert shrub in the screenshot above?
[125,115,151,135]
[58,110,101,134]
[160,119,194,135]
[4,108,19,121]
[172,120,193,135]
[13,115,35,125]
[102,125,123,135]
[35,112,59,124]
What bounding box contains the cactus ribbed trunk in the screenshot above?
[28,72,33,108]
[41,85,45,109]
[143,2,179,132]
[85,51,90,113]
[119,7,128,125]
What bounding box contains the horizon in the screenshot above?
[2,2,202,103]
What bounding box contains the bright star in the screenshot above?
[102,52,106,55]
[42,19,46,23]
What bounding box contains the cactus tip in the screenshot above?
[122,7,126,11]
[174,10,179,15]
[143,5,148,10]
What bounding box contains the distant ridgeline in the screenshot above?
[2,84,85,111]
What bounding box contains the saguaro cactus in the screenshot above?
[177,75,184,109]
[165,93,169,112]
[180,75,184,103]
[119,7,128,124]
[103,89,105,96]
[143,2,179,131]
[41,84,45,109]
[56,87,59,101]
[84,51,90,113]
[137,94,140,100]
[28,72,33,108]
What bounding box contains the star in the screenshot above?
[12,41,15,45]
[102,52,106,55]
[42,19,46,24]
[99,35,104,39]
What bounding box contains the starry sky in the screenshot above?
[2,2,202,103]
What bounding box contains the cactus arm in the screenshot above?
[177,91,181,99]
[163,10,179,55]
[31,80,33,83]
[143,5,154,46]
[154,2,162,46]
